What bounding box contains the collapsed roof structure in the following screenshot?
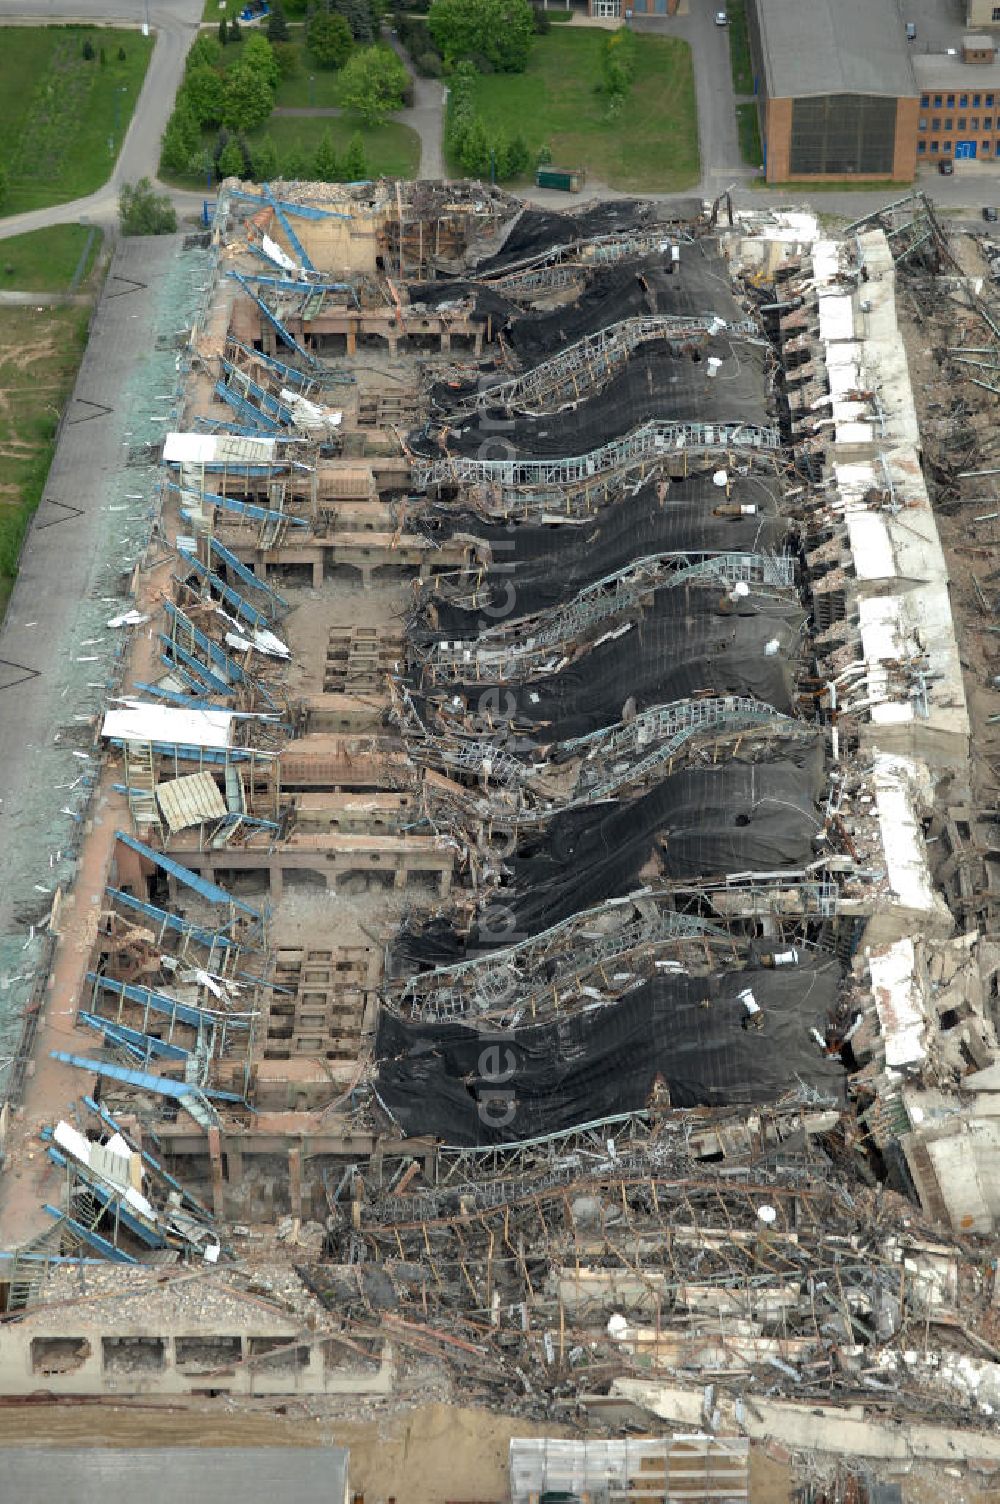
[1,179,999,1493]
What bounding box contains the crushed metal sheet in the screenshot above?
[156,771,230,832]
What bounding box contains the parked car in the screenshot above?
[905,22,916,40]
[939,159,955,175]
[714,10,728,24]
[984,206,998,222]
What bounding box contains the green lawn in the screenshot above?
[726,0,753,95]
[162,112,420,185]
[736,102,762,167]
[0,225,103,292]
[274,39,403,107]
[0,28,154,215]
[459,29,699,192]
[0,306,90,618]
[250,113,419,175]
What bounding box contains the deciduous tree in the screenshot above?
[243,32,281,89]
[339,45,408,125]
[429,0,532,71]
[182,64,226,127]
[222,61,275,130]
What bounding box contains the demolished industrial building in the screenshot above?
[1,179,1000,1496]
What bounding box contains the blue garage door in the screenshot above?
[955,140,977,159]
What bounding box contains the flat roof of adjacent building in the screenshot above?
[754,0,917,99]
[913,52,1000,89]
[0,1449,349,1504]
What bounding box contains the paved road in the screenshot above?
[386,29,446,180]
[632,9,747,202]
[0,0,202,242]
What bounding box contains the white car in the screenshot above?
[715,9,728,23]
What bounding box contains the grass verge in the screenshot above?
[726,0,753,95]
[0,225,103,293]
[0,27,154,216]
[751,178,914,192]
[461,29,699,192]
[0,306,91,621]
[736,101,761,168]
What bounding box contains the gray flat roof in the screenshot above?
[754,0,918,99]
[913,53,1000,90]
[0,1448,349,1504]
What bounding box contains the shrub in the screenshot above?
[282,138,310,177]
[119,177,177,235]
[252,133,280,179]
[343,131,368,179]
[160,100,202,175]
[187,34,223,70]
[273,40,301,77]
[82,38,95,60]
[532,4,550,32]
[600,28,636,111]
[217,138,246,178]
[416,49,442,75]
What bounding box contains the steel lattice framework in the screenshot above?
[440,314,764,419]
[387,891,737,1024]
[413,420,783,493]
[415,550,797,683]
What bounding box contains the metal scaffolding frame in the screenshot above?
[413,419,783,493]
[440,314,763,418]
[477,222,694,290]
[389,891,737,1024]
[415,550,797,683]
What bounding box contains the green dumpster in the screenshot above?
[534,166,586,193]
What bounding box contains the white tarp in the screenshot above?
[102,701,236,749]
[262,232,298,273]
[53,1120,157,1222]
[163,432,277,465]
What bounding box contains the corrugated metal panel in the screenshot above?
[157,771,229,832]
